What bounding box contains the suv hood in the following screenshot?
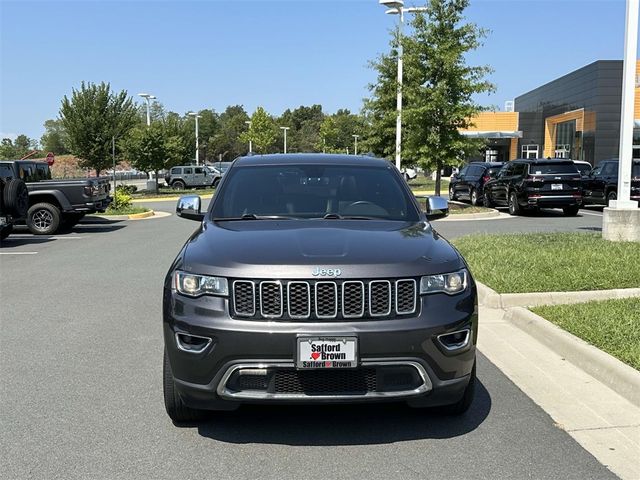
[179,220,463,279]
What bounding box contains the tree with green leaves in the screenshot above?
[362,30,404,162]
[121,122,188,192]
[60,82,138,176]
[317,109,366,154]
[402,0,494,194]
[209,105,250,161]
[40,119,68,154]
[241,107,279,154]
[278,105,324,153]
[0,135,38,159]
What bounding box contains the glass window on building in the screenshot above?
[555,120,582,160]
[522,144,539,159]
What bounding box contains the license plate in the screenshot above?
[551,183,563,190]
[296,337,357,369]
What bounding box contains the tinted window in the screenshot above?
[601,163,618,176]
[529,163,578,175]
[195,167,204,174]
[633,163,640,177]
[458,166,469,177]
[467,165,483,176]
[574,163,592,176]
[171,168,181,174]
[183,168,193,175]
[512,163,527,176]
[212,165,419,221]
[487,167,502,177]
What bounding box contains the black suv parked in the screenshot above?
[483,159,582,216]
[582,159,640,207]
[163,154,477,422]
[449,162,504,206]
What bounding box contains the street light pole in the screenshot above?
[280,126,290,154]
[379,1,428,171]
[138,92,157,127]
[188,112,202,165]
[245,120,252,154]
[352,134,359,155]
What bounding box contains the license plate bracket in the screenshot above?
[296,337,358,369]
[551,183,563,190]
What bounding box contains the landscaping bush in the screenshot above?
[113,186,132,209]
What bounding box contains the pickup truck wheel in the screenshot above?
[508,192,521,216]
[0,225,13,241]
[607,190,617,205]
[440,362,476,415]
[172,180,185,190]
[27,203,61,235]
[163,350,206,423]
[3,178,29,218]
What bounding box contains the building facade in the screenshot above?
[514,60,640,165]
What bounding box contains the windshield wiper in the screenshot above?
[316,213,375,220]
[212,214,296,221]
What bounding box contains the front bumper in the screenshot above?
[163,284,477,410]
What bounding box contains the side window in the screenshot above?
[171,167,181,175]
[0,164,13,179]
[458,166,469,177]
[183,168,193,175]
[513,163,526,176]
[468,165,483,177]
[602,163,618,176]
[194,167,204,175]
[500,163,513,176]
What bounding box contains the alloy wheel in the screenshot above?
[32,209,53,231]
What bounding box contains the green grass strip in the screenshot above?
[453,232,640,293]
[532,298,640,370]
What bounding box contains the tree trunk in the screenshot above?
[435,159,442,196]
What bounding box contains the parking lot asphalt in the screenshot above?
[0,204,615,480]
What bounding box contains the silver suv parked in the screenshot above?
[164,165,221,189]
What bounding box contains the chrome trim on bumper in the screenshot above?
[216,360,433,401]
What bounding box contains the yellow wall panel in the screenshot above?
[465,112,519,132]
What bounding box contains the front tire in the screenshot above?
[449,186,457,201]
[607,190,617,206]
[483,191,495,207]
[508,192,521,216]
[163,351,205,423]
[172,180,186,190]
[27,203,61,235]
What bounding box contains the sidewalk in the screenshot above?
[478,307,640,479]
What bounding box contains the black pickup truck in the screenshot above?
[0,160,112,235]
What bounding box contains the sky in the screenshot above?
[0,0,635,141]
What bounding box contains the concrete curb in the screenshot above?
[477,281,640,308]
[441,210,500,220]
[504,307,640,407]
[128,210,154,220]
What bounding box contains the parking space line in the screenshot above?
[580,211,603,217]
[0,252,38,255]
[7,235,85,239]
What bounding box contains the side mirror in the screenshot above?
[176,195,204,221]
[425,196,449,221]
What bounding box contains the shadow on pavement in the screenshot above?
[195,380,491,445]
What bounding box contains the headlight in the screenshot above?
[174,271,228,297]
[420,269,468,295]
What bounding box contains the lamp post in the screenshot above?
[352,134,359,155]
[187,112,202,166]
[280,126,290,154]
[379,1,428,170]
[138,92,157,185]
[137,92,156,126]
[244,120,253,154]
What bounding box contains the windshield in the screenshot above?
[211,164,419,221]
[529,163,578,175]
[574,163,592,175]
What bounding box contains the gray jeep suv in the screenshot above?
[163,154,477,422]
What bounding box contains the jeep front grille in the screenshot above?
[231,278,417,320]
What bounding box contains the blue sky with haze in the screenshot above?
[0,0,634,141]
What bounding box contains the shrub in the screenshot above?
[116,184,137,194]
[113,187,132,209]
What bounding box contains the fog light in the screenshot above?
[437,329,471,351]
